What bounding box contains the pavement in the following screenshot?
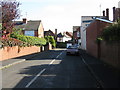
[0,51,44,70]
[80,49,120,88]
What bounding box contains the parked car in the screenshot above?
[66,46,79,55]
[73,44,80,49]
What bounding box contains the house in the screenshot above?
[86,17,113,58]
[80,16,106,50]
[44,29,55,37]
[57,32,64,42]
[63,31,72,42]
[14,18,44,38]
[81,16,95,50]
[73,26,81,45]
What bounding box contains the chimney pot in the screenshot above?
[55,29,57,41]
[103,10,105,16]
[113,7,116,22]
[23,18,27,23]
[106,8,109,20]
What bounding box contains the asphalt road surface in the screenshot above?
[2,49,119,88]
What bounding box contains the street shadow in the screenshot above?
[13,57,70,88]
[14,49,65,61]
[14,64,57,88]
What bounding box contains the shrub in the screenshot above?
[97,20,120,42]
[0,37,26,47]
[45,36,56,47]
[10,34,47,46]
[56,42,66,48]
[102,24,120,42]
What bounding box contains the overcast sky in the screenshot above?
[18,0,120,33]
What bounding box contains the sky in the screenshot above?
[17,0,120,33]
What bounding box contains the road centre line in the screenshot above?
[49,59,55,65]
[25,68,46,88]
[25,50,64,88]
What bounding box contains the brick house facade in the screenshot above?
[73,26,81,44]
[15,19,44,38]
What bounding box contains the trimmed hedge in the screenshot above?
[0,37,26,47]
[10,34,47,46]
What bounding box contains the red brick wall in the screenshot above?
[86,20,98,57]
[86,20,111,58]
[100,41,120,69]
[0,46,40,61]
[86,20,120,69]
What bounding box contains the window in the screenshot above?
[82,20,93,23]
[25,31,35,36]
[77,32,80,37]
[86,24,90,26]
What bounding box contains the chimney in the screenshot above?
[118,1,120,8]
[23,18,27,23]
[103,10,105,16]
[55,29,57,41]
[106,8,109,20]
[113,7,116,22]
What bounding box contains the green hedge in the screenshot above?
[97,20,120,42]
[45,36,56,47]
[11,34,47,46]
[0,37,26,47]
[102,23,120,42]
[56,42,66,48]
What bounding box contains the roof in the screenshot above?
[73,26,80,31]
[44,30,55,36]
[94,17,113,23]
[57,33,64,38]
[86,17,113,30]
[14,20,41,30]
[63,32,73,38]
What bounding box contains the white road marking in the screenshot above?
[25,50,64,88]
[0,59,26,70]
[25,68,46,88]
[49,59,56,65]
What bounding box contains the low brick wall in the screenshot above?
[100,41,120,69]
[0,46,40,61]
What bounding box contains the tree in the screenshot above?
[45,36,56,47]
[0,0,20,37]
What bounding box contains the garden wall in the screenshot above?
[0,46,40,61]
[100,41,120,69]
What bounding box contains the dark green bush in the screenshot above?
[97,20,120,42]
[102,24,120,42]
[56,42,66,48]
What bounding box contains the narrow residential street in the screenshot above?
[2,49,119,88]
